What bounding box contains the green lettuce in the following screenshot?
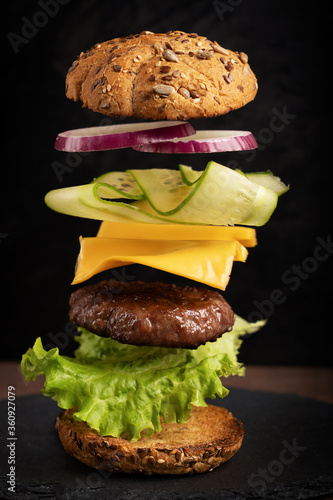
[21,315,265,441]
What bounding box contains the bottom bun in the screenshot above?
[55,405,244,475]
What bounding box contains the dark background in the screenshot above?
[2,0,330,365]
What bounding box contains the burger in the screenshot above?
[21,30,288,475]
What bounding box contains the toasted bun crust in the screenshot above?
[65,30,257,120]
[55,405,244,475]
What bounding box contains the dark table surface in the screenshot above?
[1,362,332,499]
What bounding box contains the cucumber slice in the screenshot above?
[236,169,289,196]
[179,164,202,185]
[93,171,144,200]
[128,168,192,214]
[45,161,281,226]
[131,161,277,225]
[45,184,171,224]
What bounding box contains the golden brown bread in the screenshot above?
[65,30,257,120]
[55,405,244,475]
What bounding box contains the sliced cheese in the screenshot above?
[72,237,248,290]
[97,221,257,247]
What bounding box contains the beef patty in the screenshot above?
[69,280,235,348]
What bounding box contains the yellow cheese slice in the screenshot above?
[97,221,257,247]
[72,237,248,290]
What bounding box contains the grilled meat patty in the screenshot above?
[69,280,234,348]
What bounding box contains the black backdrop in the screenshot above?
[3,0,330,366]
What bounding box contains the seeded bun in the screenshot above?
[55,405,244,475]
[65,30,258,120]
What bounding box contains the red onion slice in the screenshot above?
[132,130,258,153]
[54,121,196,152]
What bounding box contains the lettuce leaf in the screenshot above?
[21,315,265,441]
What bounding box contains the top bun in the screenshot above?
[65,30,258,121]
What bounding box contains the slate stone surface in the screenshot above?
[1,389,332,499]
